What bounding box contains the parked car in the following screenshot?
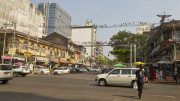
[70,68,80,73]
[79,68,87,73]
[90,68,100,72]
[0,64,13,84]
[54,67,70,75]
[101,69,110,74]
[34,66,50,75]
[13,66,30,77]
[95,68,139,87]
[84,67,90,72]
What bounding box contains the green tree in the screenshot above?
[109,30,148,62]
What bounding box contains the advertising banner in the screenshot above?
[43,57,49,61]
[59,58,67,63]
[8,48,16,55]
[1,56,13,59]
[37,57,44,61]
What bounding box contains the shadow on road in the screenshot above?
[89,84,132,88]
[113,95,139,99]
[0,91,81,101]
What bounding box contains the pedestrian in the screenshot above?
[160,70,163,81]
[158,70,161,82]
[135,64,147,100]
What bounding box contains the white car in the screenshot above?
[95,68,139,87]
[54,67,70,75]
[90,68,99,72]
[0,64,13,84]
[34,66,50,75]
[13,66,30,77]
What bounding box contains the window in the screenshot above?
[37,45,39,52]
[47,48,50,56]
[0,65,12,70]
[122,69,131,75]
[109,69,120,75]
[30,43,34,51]
[132,70,138,74]
[23,42,28,50]
[14,39,19,49]
[42,46,45,53]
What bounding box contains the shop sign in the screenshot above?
[14,57,25,61]
[69,59,76,64]
[1,56,13,59]
[37,57,44,61]
[8,48,16,55]
[44,57,49,61]
[54,59,58,63]
[50,57,55,61]
[60,58,67,63]
[164,42,173,45]
[151,45,160,55]
[24,52,31,57]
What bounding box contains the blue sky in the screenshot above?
[30,0,180,60]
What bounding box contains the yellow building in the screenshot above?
[0,29,67,63]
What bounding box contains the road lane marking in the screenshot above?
[143,94,176,98]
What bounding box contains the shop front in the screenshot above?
[69,59,77,68]
[59,57,68,67]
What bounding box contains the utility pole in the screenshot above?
[130,43,132,68]
[172,19,177,75]
[26,32,30,66]
[2,22,13,64]
[134,44,136,68]
[10,22,16,64]
[34,35,38,75]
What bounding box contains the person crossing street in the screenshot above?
[135,64,147,100]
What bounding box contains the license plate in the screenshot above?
[4,73,10,76]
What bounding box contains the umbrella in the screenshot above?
[13,62,25,66]
[133,62,146,66]
[113,64,126,68]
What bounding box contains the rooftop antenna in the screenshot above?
[157,11,172,24]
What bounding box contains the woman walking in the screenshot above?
[135,64,147,100]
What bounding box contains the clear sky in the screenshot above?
[30,0,180,60]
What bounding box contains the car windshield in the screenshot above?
[39,66,47,69]
[22,66,29,70]
[0,65,12,70]
[71,68,77,70]
[58,68,63,70]
[13,66,20,69]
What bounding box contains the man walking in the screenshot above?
[135,64,147,100]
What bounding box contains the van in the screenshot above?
[0,64,13,84]
[95,68,139,87]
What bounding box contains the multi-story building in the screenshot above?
[38,2,71,37]
[96,41,103,57]
[71,22,97,61]
[0,0,46,38]
[137,23,151,34]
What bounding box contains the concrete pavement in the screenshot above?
[0,72,180,101]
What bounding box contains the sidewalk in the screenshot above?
[148,80,179,85]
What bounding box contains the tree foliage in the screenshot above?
[96,57,108,66]
[109,30,148,62]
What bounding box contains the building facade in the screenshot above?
[38,2,71,37]
[0,0,46,38]
[137,23,151,34]
[96,41,103,57]
[71,22,97,60]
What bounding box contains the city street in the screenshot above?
[0,72,180,101]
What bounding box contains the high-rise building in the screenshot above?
[0,0,46,38]
[96,41,103,57]
[71,22,97,60]
[136,23,151,34]
[38,2,71,37]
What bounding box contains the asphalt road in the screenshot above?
[0,72,180,101]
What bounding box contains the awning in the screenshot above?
[37,60,49,63]
[157,61,174,64]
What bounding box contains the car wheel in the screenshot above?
[22,75,26,77]
[99,79,106,86]
[41,71,44,75]
[2,80,8,84]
